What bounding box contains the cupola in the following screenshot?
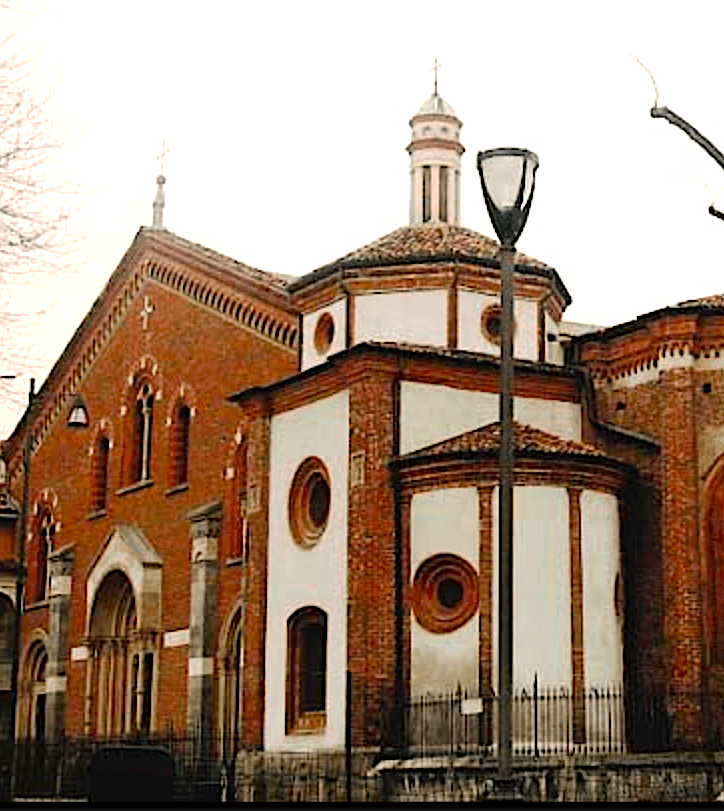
[407,79,464,225]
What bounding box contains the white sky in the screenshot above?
[2,0,724,433]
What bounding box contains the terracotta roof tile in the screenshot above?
[146,227,293,290]
[367,340,497,362]
[315,223,551,272]
[398,421,605,462]
[675,293,724,309]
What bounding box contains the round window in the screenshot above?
[314,313,335,355]
[289,457,331,548]
[481,303,516,346]
[411,553,479,634]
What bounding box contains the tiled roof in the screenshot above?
[360,341,578,377]
[398,421,605,462]
[367,340,498,362]
[675,293,724,309]
[313,223,551,272]
[146,227,293,291]
[415,92,458,118]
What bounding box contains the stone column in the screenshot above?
[46,545,73,743]
[187,502,221,749]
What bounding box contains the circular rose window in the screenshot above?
[481,303,515,345]
[314,313,335,355]
[289,457,331,548]
[411,553,479,634]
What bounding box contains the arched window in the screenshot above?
[32,510,55,603]
[286,606,327,733]
[220,607,243,759]
[168,402,191,488]
[20,639,47,741]
[91,435,110,513]
[131,382,154,483]
[706,471,724,664]
[0,594,15,739]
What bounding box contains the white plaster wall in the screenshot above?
[265,390,349,751]
[301,298,347,371]
[400,382,582,454]
[581,490,623,687]
[410,488,479,695]
[492,486,571,690]
[458,290,539,361]
[354,290,447,348]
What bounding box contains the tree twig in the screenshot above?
[630,54,659,107]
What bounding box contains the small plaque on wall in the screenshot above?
[247,483,260,514]
[350,451,365,487]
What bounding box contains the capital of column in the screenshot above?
[48,544,74,583]
[187,501,222,562]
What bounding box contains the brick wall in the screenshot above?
[240,401,272,748]
[7,238,297,740]
[347,358,398,747]
[576,320,724,745]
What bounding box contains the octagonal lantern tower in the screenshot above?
[407,89,464,225]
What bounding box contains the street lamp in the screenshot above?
[477,147,539,796]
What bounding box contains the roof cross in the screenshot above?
[157,139,171,175]
[431,58,441,95]
[140,295,155,331]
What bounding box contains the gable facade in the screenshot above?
[0,227,298,742]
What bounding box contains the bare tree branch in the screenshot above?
[0,5,81,428]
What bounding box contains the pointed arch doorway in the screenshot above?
[84,523,163,738]
[86,570,156,737]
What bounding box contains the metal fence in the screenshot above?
[4,732,382,802]
[9,731,233,801]
[393,682,628,758]
[0,684,708,800]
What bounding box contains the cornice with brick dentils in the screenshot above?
[576,309,724,386]
[4,229,299,480]
[392,451,631,495]
[229,341,583,417]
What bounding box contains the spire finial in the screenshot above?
[152,174,166,230]
[152,140,170,230]
[431,58,441,96]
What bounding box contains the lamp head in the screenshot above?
[477,147,539,248]
[67,395,89,428]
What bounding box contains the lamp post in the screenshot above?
[477,148,539,795]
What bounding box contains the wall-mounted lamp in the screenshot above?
[67,395,89,428]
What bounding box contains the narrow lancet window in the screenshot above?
[422,165,431,222]
[439,165,448,222]
[132,383,154,482]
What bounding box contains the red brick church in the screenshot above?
[0,85,720,754]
